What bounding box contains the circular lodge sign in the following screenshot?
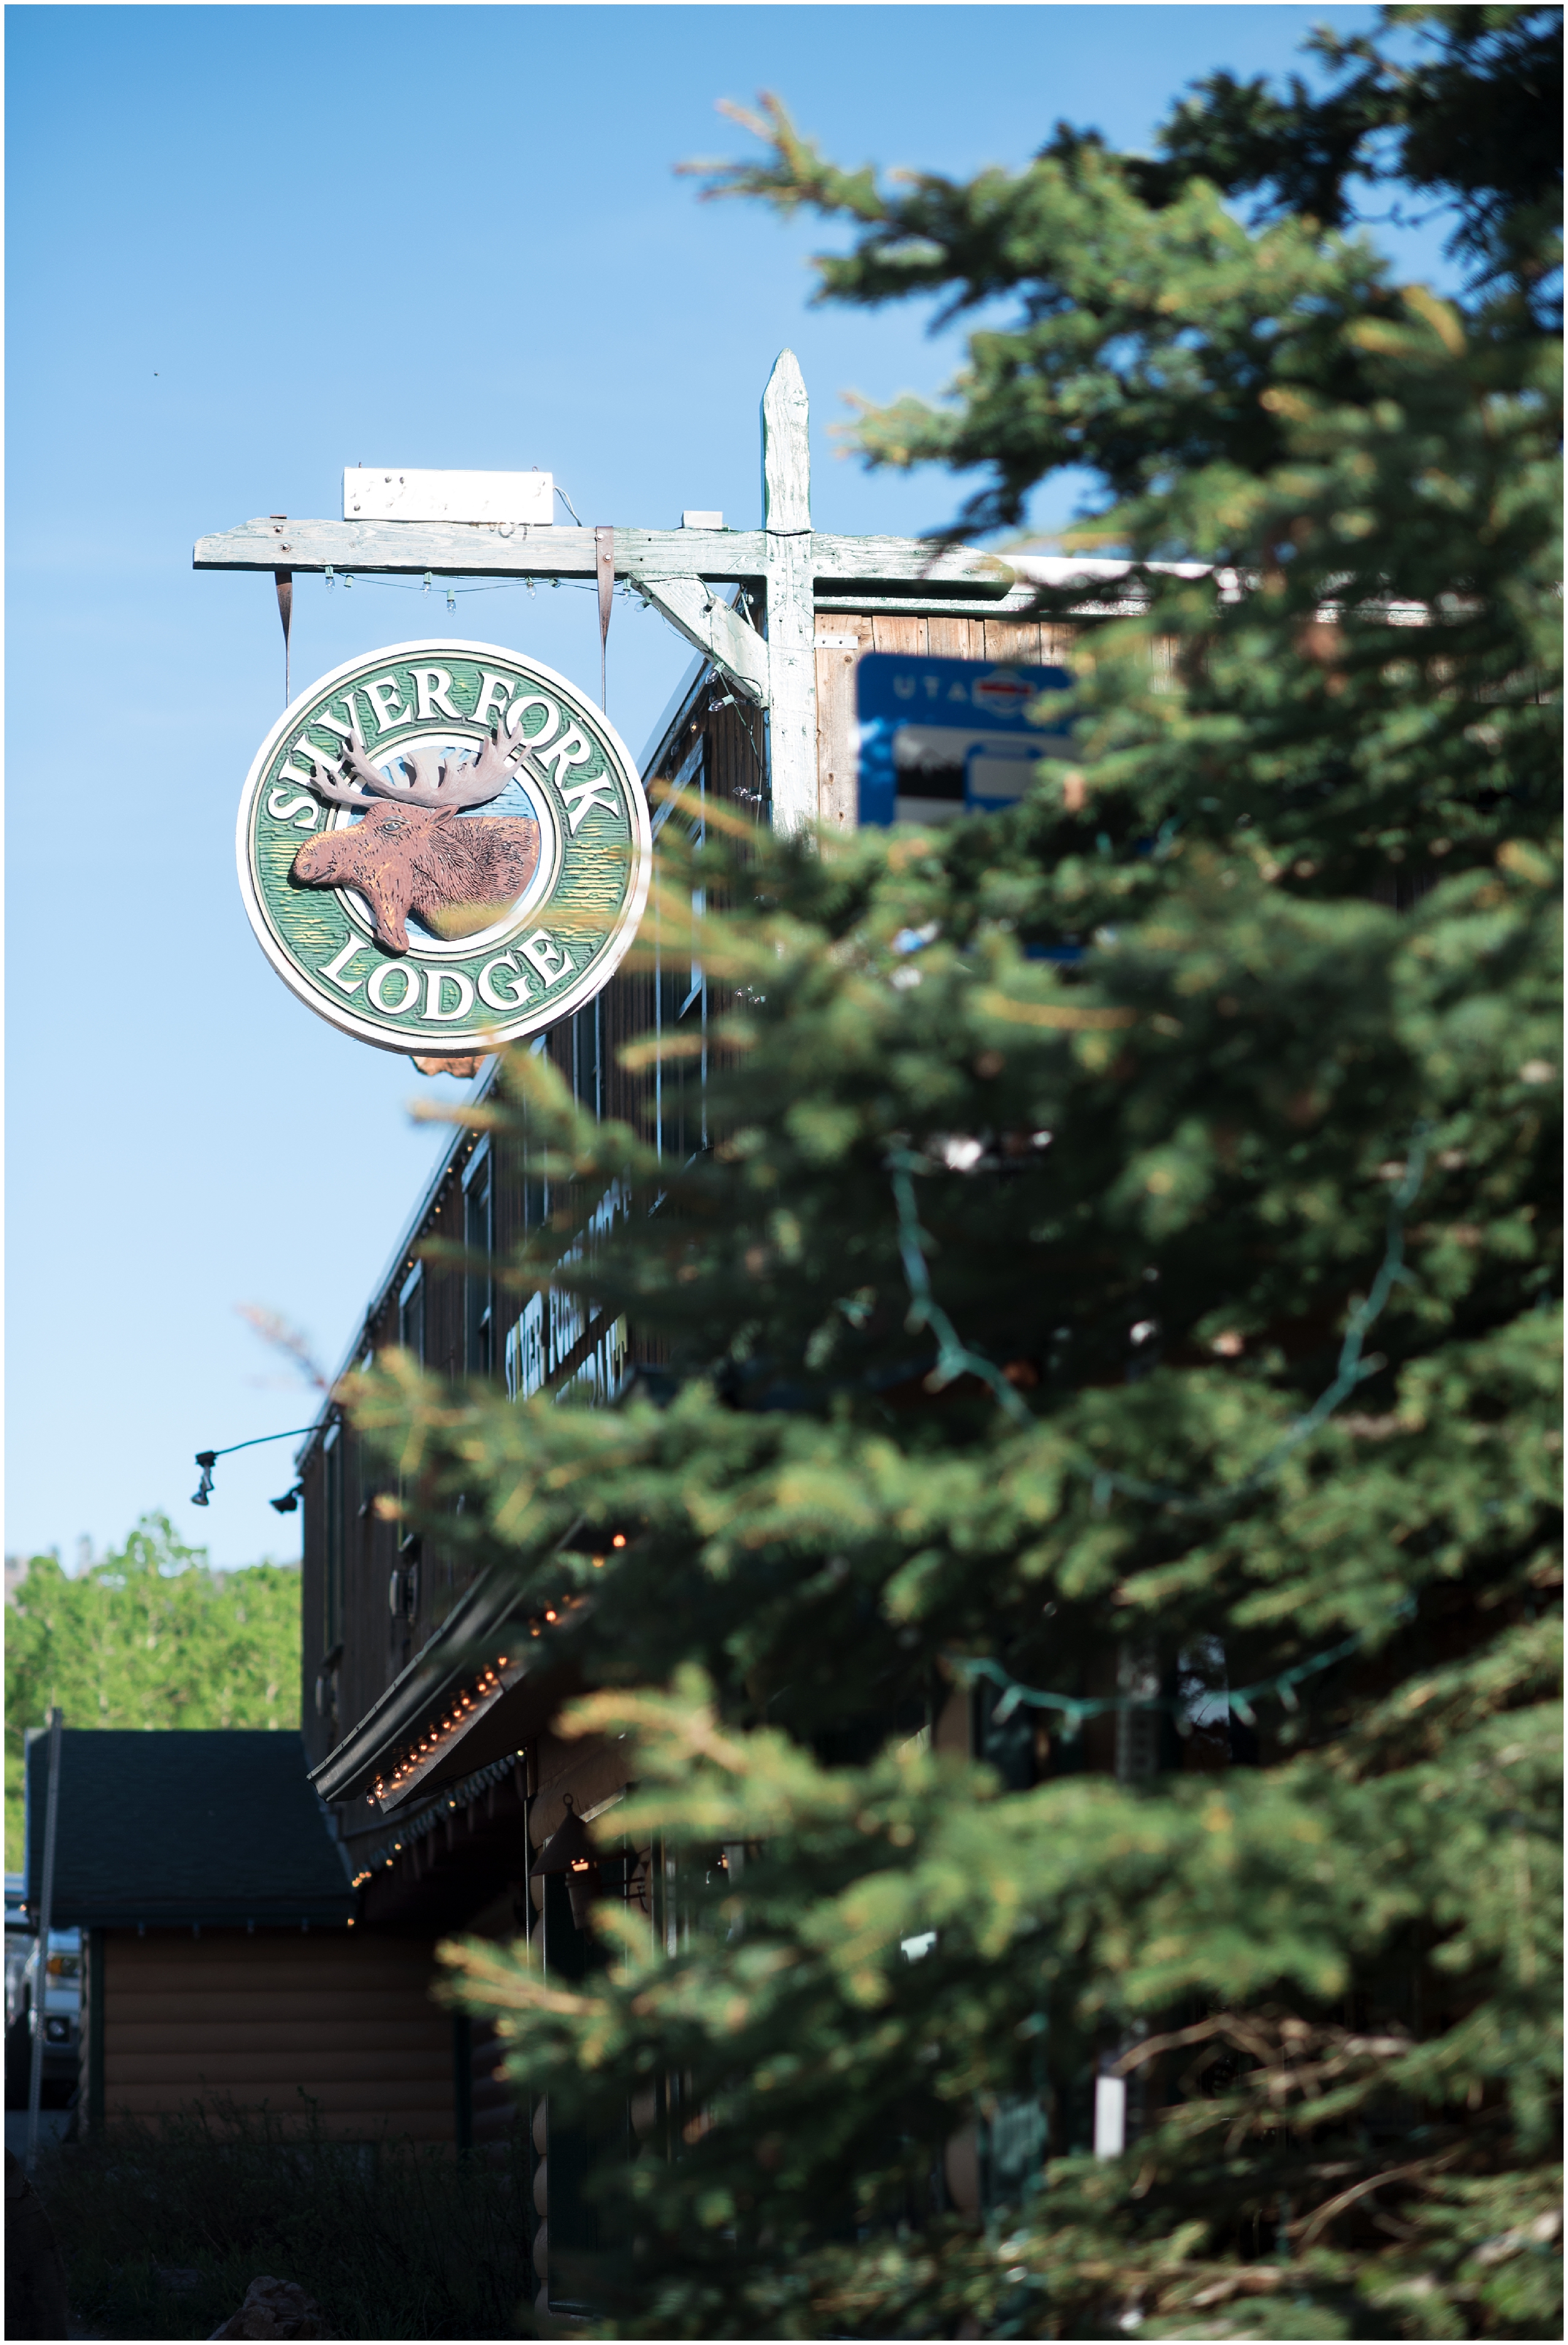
[237,641,651,1053]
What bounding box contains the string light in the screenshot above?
[374,1652,522,1794]
[356,1747,524,1881]
[887,1127,1431,1515]
[953,1598,1417,1741]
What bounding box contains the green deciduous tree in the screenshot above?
[356,8,1560,2333]
[5,1516,301,1869]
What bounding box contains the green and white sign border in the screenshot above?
[236,638,652,1055]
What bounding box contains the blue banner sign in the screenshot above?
[857,652,1073,828]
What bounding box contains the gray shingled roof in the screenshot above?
[25,1731,354,1929]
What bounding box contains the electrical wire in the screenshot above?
[191,1425,317,1506]
[953,1601,1416,1741]
[887,1127,1430,1516]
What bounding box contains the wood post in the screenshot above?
[25,1708,63,2172]
[761,352,818,834]
[814,622,871,836]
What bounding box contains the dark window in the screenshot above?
[522,1046,549,1232]
[656,960,701,1165]
[399,1265,424,1363]
[653,744,707,1164]
[524,1149,548,1235]
[464,1146,494,1378]
[323,1423,343,1654]
[572,998,601,1120]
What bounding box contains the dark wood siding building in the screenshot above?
[297,614,1073,1800]
[292,604,1078,2284]
[21,1730,464,2142]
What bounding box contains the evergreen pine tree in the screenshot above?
[354,10,1560,2332]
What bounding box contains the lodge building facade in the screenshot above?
[33,361,1256,2313]
[283,605,1079,2305]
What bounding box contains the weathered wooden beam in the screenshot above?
[814,587,1042,619]
[761,351,817,834]
[193,516,767,583]
[193,514,1018,600]
[810,534,1015,595]
[638,577,770,705]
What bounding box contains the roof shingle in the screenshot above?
[24,1731,354,1928]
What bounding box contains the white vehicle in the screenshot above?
[16,1927,82,2091]
[4,1873,29,2028]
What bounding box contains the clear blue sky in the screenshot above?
[7,3,1442,1570]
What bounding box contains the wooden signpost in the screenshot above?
[194,351,1044,837]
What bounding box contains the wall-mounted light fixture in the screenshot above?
[189,1425,316,1507]
[529,1793,599,1928]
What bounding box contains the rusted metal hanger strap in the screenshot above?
[595,526,615,710]
[275,569,293,705]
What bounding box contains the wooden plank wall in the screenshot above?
[98,1928,455,2142]
[815,613,1080,834]
[470,2013,516,2152]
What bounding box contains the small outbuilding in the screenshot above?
[26,1730,469,2144]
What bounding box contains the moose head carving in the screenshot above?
[290,710,543,954]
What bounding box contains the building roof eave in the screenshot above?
[52,1898,355,1932]
[309,1564,572,1811]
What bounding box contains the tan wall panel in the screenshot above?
[814,615,872,838]
[100,1930,455,2146]
[871,614,928,656]
[107,1940,433,1980]
[924,615,985,660]
[110,2021,447,2056]
[101,2092,455,2143]
[982,617,1039,662]
[813,642,859,836]
[107,2048,448,2082]
[109,1990,442,2025]
[106,2061,452,2100]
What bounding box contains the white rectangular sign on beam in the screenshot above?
[342,467,554,526]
